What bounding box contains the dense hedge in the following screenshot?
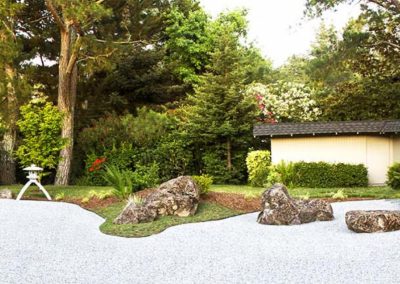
[291,162,368,188]
[387,163,400,190]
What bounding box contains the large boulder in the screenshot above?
[113,201,157,224]
[296,199,335,223]
[257,184,301,225]
[0,189,13,199]
[345,210,400,233]
[144,176,200,217]
[257,184,334,225]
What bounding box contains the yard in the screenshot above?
[2,183,399,238]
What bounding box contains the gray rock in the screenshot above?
[0,189,13,199]
[113,201,157,224]
[144,176,200,217]
[296,199,335,223]
[257,184,334,225]
[345,210,400,233]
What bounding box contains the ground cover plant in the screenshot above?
[94,202,240,238]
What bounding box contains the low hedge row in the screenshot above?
[291,162,368,188]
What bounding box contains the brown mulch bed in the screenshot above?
[17,188,376,213]
[67,196,120,210]
[201,192,376,213]
[202,192,261,212]
[320,197,374,203]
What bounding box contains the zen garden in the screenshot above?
[0,0,400,283]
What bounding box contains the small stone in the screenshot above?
[0,189,13,199]
[257,184,334,225]
[345,210,400,233]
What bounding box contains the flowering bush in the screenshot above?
[247,81,321,123]
[89,157,106,172]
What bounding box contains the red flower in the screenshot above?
[88,157,106,172]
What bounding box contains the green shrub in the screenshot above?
[192,174,213,194]
[387,163,400,190]
[202,149,246,184]
[266,161,368,188]
[103,166,134,200]
[102,163,160,200]
[246,150,271,187]
[271,161,295,186]
[130,163,160,191]
[16,89,66,172]
[292,161,368,188]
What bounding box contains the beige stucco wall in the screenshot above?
[393,138,400,163]
[271,135,395,185]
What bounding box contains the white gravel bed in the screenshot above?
[0,199,399,284]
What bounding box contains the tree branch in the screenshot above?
[45,0,66,31]
[368,40,400,50]
[93,38,149,45]
[77,48,117,63]
[66,34,82,74]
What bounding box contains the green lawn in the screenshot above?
[94,201,241,238]
[210,184,400,199]
[1,184,113,200]
[4,183,398,200]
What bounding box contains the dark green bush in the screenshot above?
[202,149,246,184]
[387,162,400,190]
[291,162,368,188]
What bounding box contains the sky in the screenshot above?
[200,0,361,67]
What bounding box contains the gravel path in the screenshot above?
[0,199,399,284]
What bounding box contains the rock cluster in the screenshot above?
[345,210,400,233]
[0,189,13,199]
[257,184,334,225]
[114,176,200,224]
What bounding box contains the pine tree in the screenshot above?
[184,10,257,182]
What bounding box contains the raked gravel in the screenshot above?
[0,199,399,284]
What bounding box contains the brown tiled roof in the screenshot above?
[253,120,400,137]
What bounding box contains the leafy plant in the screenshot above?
[15,89,66,172]
[246,150,271,187]
[130,163,160,192]
[55,193,65,201]
[331,189,348,199]
[81,197,90,204]
[192,174,213,194]
[387,163,400,190]
[267,161,295,187]
[97,191,114,200]
[128,194,144,206]
[102,166,134,200]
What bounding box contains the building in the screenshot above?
[253,120,400,185]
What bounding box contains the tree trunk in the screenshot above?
[227,137,232,170]
[0,65,17,185]
[55,27,77,185]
